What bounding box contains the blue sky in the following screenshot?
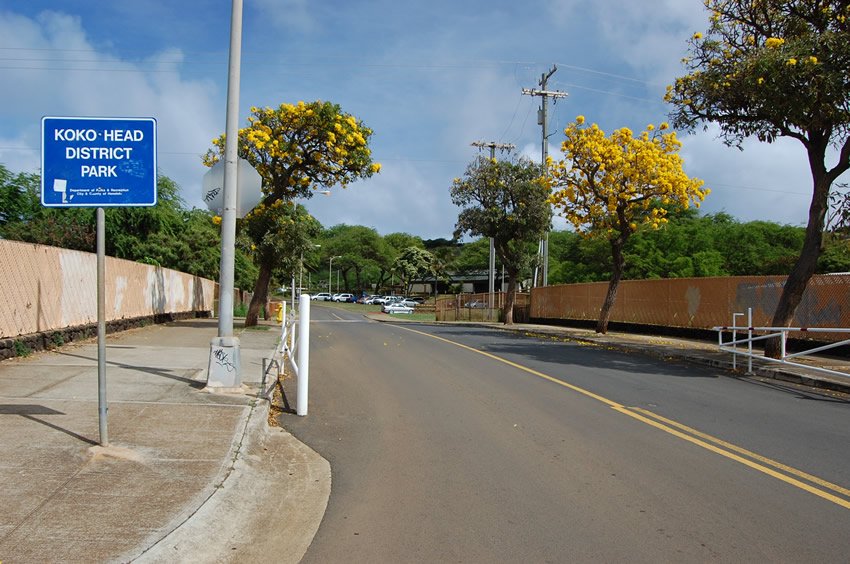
[0,0,833,239]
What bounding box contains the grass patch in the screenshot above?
[382,312,436,322]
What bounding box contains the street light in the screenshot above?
[329,255,341,293]
[300,244,321,297]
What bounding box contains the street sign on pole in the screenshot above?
[41,115,157,447]
[41,116,157,207]
[202,158,263,218]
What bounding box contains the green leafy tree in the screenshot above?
[423,238,461,295]
[105,175,186,264]
[0,164,96,250]
[0,164,41,228]
[241,201,321,320]
[204,101,380,325]
[376,232,424,292]
[320,224,387,294]
[715,220,804,275]
[452,156,550,324]
[392,246,435,295]
[666,0,850,354]
[547,230,611,284]
[0,164,254,284]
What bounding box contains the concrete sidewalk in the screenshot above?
[0,318,329,563]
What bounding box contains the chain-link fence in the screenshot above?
[436,292,530,322]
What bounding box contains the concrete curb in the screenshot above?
[130,397,331,563]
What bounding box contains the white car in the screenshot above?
[333,293,354,302]
[312,292,332,301]
[382,301,414,314]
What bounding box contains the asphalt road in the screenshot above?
[280,305,850,563]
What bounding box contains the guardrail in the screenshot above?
[714,308,850,380]
[262,296,311,416]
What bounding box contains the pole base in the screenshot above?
[206,336,242,389]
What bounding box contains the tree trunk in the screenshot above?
[245,258,272,327]
[764,169,832,356]
[503,271,518,325]
[597,238,626,334]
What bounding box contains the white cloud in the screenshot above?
[0,10,221,209]
[253,0,315,33]
[303,158,459,238]
[680,127,842,227]
[2,1,844,240]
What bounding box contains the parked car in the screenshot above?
[463,300,487,308]
[363,295,381,304]
[382,301,414,314]
[333,293,355,302]
[312,292,332,301]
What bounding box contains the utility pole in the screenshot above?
[523,65,567,287]
[471,141,515,316]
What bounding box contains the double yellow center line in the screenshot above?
[399,325,850,510]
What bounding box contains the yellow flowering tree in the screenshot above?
[549,117,708,333]
[204,100,379,325]
[667,0,850,355]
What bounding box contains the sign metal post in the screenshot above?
[41,116,157,446]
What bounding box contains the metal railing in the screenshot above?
[714,308,850,380]
[262,296,311,416]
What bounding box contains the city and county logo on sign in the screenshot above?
[41,116,157,207]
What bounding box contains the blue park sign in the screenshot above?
[41,116,157,207]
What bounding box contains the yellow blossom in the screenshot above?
[787,58,797,65]
[765,37,785,49]
[693,32,703,40]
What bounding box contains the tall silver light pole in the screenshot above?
[207,0,243,388]
[298,245,321,300]
[329,256,341,292]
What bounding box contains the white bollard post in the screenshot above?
[747,307,753,374]
[289,303,296,353]
[297,295,311,416]
[280,300,287,349]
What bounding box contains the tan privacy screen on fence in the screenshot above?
[530,274,850,331]
[0,239,215,339]
[437,274,850,337]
